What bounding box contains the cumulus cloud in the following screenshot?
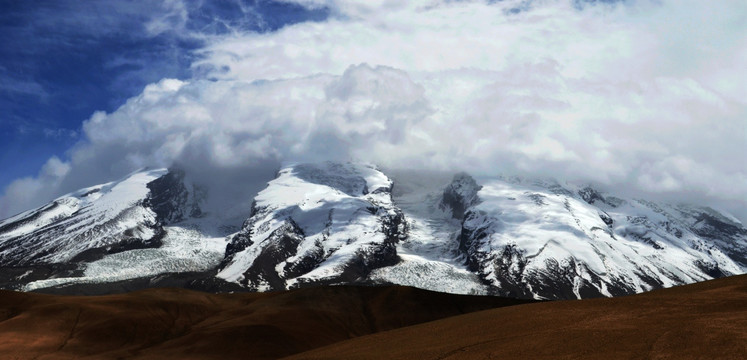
[0,157,70,218]
[1,0,745,222]
[0,65,429,219]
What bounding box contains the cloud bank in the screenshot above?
[2,0,746,222]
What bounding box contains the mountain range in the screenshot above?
[1,162,745,300]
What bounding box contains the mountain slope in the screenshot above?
[368,169,487,295]
[217,162,407,290]
[0,168,229,291]
[0,285,531,360]
[455,176,746,299]
[0,169,168,266]
[0,276,743,360]
[286,274,747,360]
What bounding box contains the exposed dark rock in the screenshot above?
[695,260,728,279]
[0,263,83,291]
[634,235,663,250]
[254,208,407,290]
[440,172,482,220]
[69,224,165,263]
[334,209,407,284]
[548,184,574,197]
[221,226,253,270]
[145,168,204,224]
[599,211,614,226]
[381,208,407,243]
[298,207,406,288]
[690,212,747,239]
[527,193,547,206]
[457,210,489,256]
[577,186,622,208]
[336,243,400,283]
[682,207,747,267]
[526,260,609,299]
[486,245,531,298]
[240,220,305,290]
[283,241,325,279]
[578,186,605,205]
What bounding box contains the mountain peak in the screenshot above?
[440,172,482,220]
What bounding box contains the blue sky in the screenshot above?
[0,0,328,191]
[0,0,744,221]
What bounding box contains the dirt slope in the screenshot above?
[0,285,529,359]
[2,276,745,360]
[286,275,747,360]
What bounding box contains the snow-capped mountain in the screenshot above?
[455,176,747,299]
[0,169,168,267]
[217,162,406,291]
[0,168,229,292]
[0,162,744,299]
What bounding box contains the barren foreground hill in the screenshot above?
[0,285,529,359]
[0,275,745,359]
[291,275,747,360]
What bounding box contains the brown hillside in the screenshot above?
[1,276,745,360]
[287,275,747,360]
[0,285,529,359]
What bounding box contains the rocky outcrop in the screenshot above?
[440,172,482,220]
[145,168,205,224]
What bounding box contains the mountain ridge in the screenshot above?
[0,162,744,299]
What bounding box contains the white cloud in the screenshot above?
[0,157,70,218]
[144,0,189,37]
[1,0,746,222]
